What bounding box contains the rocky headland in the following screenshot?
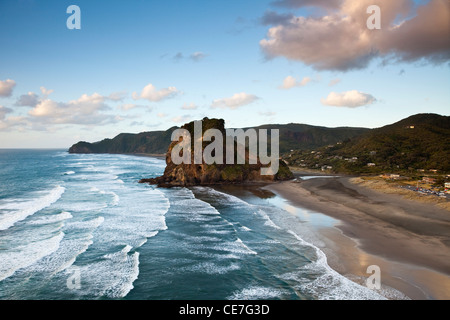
[139,118,294,187]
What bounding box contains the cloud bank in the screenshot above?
[211,92,259,110]
[321,90,376,108]
[279,76,311,89]
[0,79,16,97]
[132,83,179,102]
[261,0,450,71]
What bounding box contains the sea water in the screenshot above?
[0,149,385,300]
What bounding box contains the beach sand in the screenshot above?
[263,175,450,300]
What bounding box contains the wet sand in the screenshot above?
[265,176,450,300]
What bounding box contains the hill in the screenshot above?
[287,113,450,174]
[250,123,369,153]
[69,123,368,155]
[139,118,294,187]
[69,127,178,155]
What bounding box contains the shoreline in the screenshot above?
[105,153,450,299]
[136,155,450,299]
[264,177,450,300]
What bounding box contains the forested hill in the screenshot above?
[69,127,178,155]
[69,123,369,155]
[287,113,450,173]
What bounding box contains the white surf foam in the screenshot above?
[285,230,386,300]
[183,262,241,275]
[28,211,73,225]
[235,238,258,255]
[0,186,65,231]
[0,232,64,282]
[257,209,282,230]
[228,286,289,300]
[75,245,140,299]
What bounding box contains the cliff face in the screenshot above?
[68,124,369,155]
[139,118,294,187]
[68,128,177,155]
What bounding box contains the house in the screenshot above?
[422,177,436,184]
[367,163,376,167]
[380,174,402,180]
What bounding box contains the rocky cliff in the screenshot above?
[139,118,294,187]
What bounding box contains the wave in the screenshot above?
[228,286,290,300]
[183,261,241,275]
[74,245,140,299]
[0,232,64,282]
[192,186,387,300]
[285,230,386,300]
[234,238,258,255]
[66,216,105,230]
[36,217,105,275]
[28,211,73,225]
[63,171,75,175]
[0,186,65,231]
[98,190,120,206]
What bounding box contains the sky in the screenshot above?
[0,0,449,148]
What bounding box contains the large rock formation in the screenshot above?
[139,118,293,187]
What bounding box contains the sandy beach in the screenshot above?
[264,175,450,300]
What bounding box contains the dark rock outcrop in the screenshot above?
[139,118,294,187]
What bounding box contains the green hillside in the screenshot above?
[69,127,178,154]
[250,123,369,153]
[69,123,368,155]
[287,114,450,174]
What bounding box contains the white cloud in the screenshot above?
[171,115,192,123]
[181,103,198,110]
[211,92,259,110]
[28,92,117,125]
[273,0,343,10]
[0,106,28,131]
[16,87,57,107]
[259,111,276,117]
[0,105,13,120]
[15,92,40,107]
[132,83,179,102]
[260,0,450,70]
[157,112,167,118]
[279,76,311,89]
[40,87,54,97]
[0,115,29,131]
[118,103,151,111]
[328,78,341,86]
[119,103,137,111]
[0,79,16,97]
[321,90,376,108]
[190,52,207,62]
[108,91,127,101]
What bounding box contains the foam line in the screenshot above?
[0,186,65,231]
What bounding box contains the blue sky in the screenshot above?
[0,0,449,148]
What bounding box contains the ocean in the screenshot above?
[0,149,386,300]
